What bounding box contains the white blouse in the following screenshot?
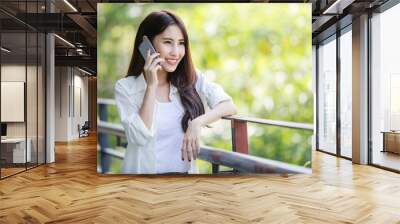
[114,71,232,174]
[154,100,189,173]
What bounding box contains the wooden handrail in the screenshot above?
[223,115,313,131]
[199,146,311,174]
[98,121,125,137]
[98,98,116,105]
[100,148,124,159]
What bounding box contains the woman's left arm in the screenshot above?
[193,100,237,127]
[182,71,238,162]
[182,100,237,161]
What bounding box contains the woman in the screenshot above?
[115,10,237,174]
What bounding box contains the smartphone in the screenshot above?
[138,35,157,61]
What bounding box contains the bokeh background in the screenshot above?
[97,3,313,174]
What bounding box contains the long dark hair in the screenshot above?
[127,10,204,132]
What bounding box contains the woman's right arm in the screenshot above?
[114,50,164,147]
[115,81,154,147]
[139,50,164,129]
[138,85,157,130]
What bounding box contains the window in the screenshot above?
[371,3,400,171]
[317,36,337,154]
[339,28,352,158]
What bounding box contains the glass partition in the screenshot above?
[1,30,28,177]
[0,1,46,179]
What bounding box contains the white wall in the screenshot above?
[55,67,68,141]
[54,67,89,141]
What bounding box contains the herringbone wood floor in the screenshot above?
[1,134,400,224]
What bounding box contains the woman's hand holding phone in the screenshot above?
[143,50,164,88]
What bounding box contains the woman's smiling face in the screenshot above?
[152,24,186,73]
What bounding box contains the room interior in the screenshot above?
[0,0,399,222]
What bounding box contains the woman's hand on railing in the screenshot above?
[181,120,201,161]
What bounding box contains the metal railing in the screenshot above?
[97,98,313,174]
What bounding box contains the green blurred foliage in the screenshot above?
[97,3,313,174]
